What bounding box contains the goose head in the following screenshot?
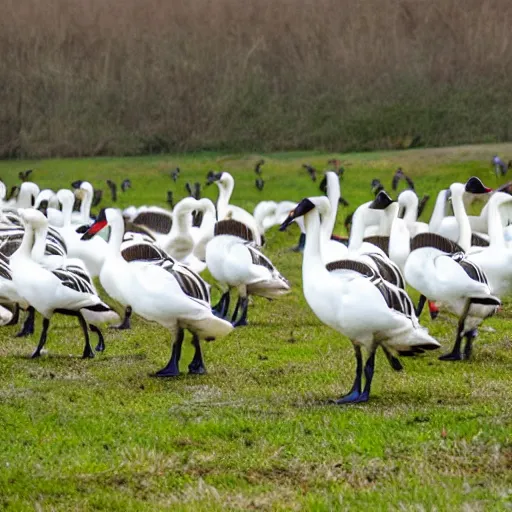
[35,189,58,210]
[464,177,492,195]
[279,197,328,231]
[57,189,76,210]
[81,208,110,240]
[18,182,40,207]
[18,207,48,229]
[71,180,94,201]
[369,191,395,211]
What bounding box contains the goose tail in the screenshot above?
[385,325,440,355]
[80,302,121,326]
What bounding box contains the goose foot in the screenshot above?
[110,306,132,330]
[16,307,35,337]
[82,346,95,359]
[333,390,361,404]
[155,366,180,377]
[438,351,463,361]
[155,329,184,377]
[232,318,248,327]
[188,361,206,375]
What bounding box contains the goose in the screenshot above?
[8,182,40,208]
[71,181,96,225]
[403,178,500,361]
[206,171,262,245]
[81,208,233,376]
[205,219,290,325]
[466,192,512,297]
[10,209,119,358]
[279,197,439,404]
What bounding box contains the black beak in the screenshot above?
[279,198,316,231]
[37,200,49,218]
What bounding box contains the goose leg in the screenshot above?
[354,350,377,403]
[155,328,184,377]
[292,233,306,253]
[439,301,470,361]
[5,303,19,326]
[16,306,35,337]
[231,296,242,324]
[78,314,95,359]
[212,291,230,318]
[89,324,105,352]
[463,329,477,360]
[31,318,50,358]
[110,306,132,330]
[415,295,426,318]
[335,346,363,404]
[381,346,403,371]
[188,334,206,375]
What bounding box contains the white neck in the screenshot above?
[487,193,511,248]
[324,172,340,237]
[107,214,125,255]
[32,224,49,263]
[60,196,74,227]
[79,187,93,222]
[401,194,419,229]
[303,209,325,272]
[450,184,471,251]
[215,174,234,220]
[348,202,371,252]
[387,203,411,272]
[429,189,448,232]
[13,222,34,259]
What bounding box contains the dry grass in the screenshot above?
[1,0,512,157]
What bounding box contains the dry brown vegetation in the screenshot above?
[1,0,512,157]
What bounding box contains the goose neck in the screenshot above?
[80,187,93,222]
[429,190,448,232]
[216,176,234,220]
[450,184,471,251]
[31,224,49,262]
[487,194,509,248]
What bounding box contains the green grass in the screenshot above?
[0,143,511,510]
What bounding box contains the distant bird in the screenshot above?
[194,182,201,200]
[302,164,317,182]
[121,179,131,192]
[92,189,103,208]
[106,180,117,202]
[327,159,345,179]
[6,185,19,201]
[18,170,33,182]
[371,179,385,196]
[254,159,265,175]
[392,168,415,191]
[170,167,180,182]
[166,191,174,209]
[492,155,507,176]
[344,212,354,234]
[417,194,430,219]
[185,182,193,197]
[255,177,264,191]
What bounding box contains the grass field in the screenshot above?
[0,143,511,510]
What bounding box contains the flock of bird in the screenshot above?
[0,157,511,404]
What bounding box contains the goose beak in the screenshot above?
[279,211,296,231]
[81,219,107,240]
[369,191,394,210]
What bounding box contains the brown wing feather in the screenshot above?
[214,219,254,242]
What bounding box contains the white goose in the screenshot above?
[71,180,96,225]
[466,192,512,297]
[403,178,500,361]
[10,209,119,358]
[205,219,290,325]
[82,208,233,376]
[6,182,40,208]
[279,197,439,404]
[206,171,262,245]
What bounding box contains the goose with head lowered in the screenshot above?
[82,208,233,376]
[10,209,120,358]
[279,197,439,404]
[206,171,262,245]
[402,178,500,361]
[205,219,290,326]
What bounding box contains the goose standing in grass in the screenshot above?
[403,178,500,361]
[82,208,233,376]
[206,171,262,245]
[279,197,439,404]
[205,219,290,326]
[10,209,119,358]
